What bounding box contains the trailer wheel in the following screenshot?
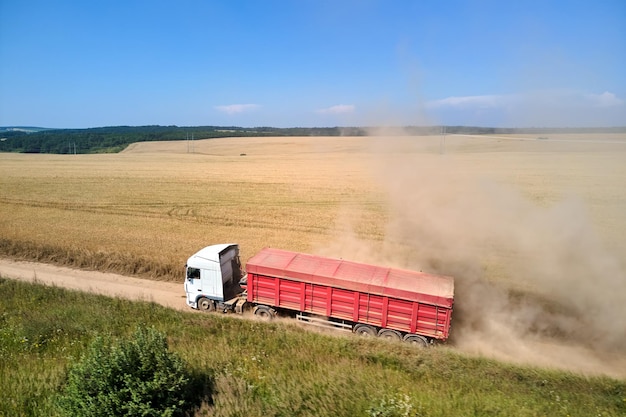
[197,297,216,312]
[253,305,276,320]
[403,334,429,348]
[353,324,377,337]
[378,329,402,341]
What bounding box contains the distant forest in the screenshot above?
[1,125,624,154]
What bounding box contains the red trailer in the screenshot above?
[245,247,454,344]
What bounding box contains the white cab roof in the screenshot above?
[186,243,237,269]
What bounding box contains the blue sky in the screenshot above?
[1,0,624,128]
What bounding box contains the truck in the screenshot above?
[184,244,454,346]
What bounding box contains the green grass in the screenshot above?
[1,278,624,417]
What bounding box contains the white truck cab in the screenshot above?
[184,243,244,311]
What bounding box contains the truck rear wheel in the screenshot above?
[378,329,402,341]
[353,324,377,337]
[197,297,216,312]
[253,305,276,320]
[403,334,429,347]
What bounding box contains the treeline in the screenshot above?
[0,125,364,154]
[439,126,626,135]
[0,125,624,154]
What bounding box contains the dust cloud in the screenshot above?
[318,136,626,377]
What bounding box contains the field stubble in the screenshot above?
[1,134,626,376]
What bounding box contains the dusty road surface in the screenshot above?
[2,257,625,379]
[0,258,187,311]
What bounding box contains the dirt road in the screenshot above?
[0,258,187,311]
[1,258,625,379]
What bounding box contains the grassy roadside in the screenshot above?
[1,278,624,417]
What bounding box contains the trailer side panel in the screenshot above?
[246,248,454,340]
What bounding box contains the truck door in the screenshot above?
[185,264,225,305]
[185,267,202,305]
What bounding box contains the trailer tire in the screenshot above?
[353,324,377,337]
[197,297,216,312]
[378,329,402,341]
[253,305,276,320]
[403,334,429,348]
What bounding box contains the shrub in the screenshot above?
[367,394,420,417]
[58,325,191,417]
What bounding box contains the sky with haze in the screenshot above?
[1,0,624,128]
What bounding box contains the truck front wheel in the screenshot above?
[197,297,216,312]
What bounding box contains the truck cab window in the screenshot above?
[187,267,200,280]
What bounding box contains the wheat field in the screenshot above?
[1,134,625,282]
[1,136,387,276]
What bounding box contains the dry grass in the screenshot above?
[1,134,625,284]
[0,136,387,279]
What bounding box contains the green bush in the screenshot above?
[58,325,191,417]
[367,394,420,417]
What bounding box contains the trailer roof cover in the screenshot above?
[246,248,454,308]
